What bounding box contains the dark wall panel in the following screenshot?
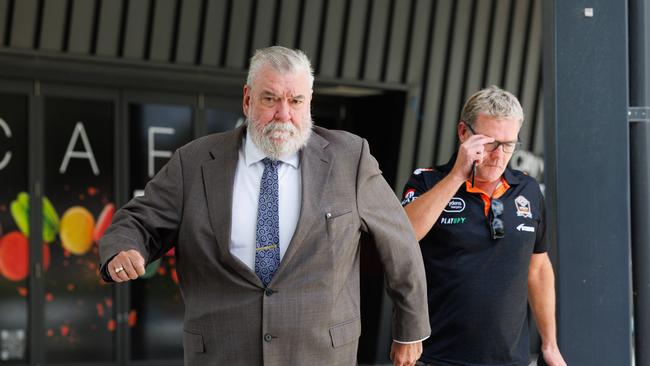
[68,0,97,54]
[176,0,202,64]
[0,0,8,45]
[149,0,176,62]
[200,0,228,66]
[533,90,544,155]
[276,0,300,48]
[462,0,492,106]
[384,0,411,83]
[10,0,38,48]
[484,0,511,86]
[364,0,390,81]
[299,0,324,70]
[437,0,473,163]
[39,0,67,52]
[95,0,123,57]
[225,0,252,68]
[416,0,453,167]
[503,0,529,94]
[251,0,276,54]
[122,0,151,60]
[405,0,433,85]
[519,0,542,149]
[319,0,346,77]
[341,0,367,80]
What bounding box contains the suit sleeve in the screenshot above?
[355,139,431,342]
[98,149,184,281]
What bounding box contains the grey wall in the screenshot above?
[0,0,543,185]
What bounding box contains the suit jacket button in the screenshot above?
[264,333,273,342]
[265,288,274,296]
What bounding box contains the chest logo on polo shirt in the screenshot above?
[516,223,535,232]
[441,217,466,225]
[443,197,465,213]
[514,195,532,218]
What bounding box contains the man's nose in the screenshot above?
[274,100,291,121]
[489,144,506,157]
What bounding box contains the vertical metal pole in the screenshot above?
[29,81,44,366]
[629,0,650,364]
[630,118,650,366]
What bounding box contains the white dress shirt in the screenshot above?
[229,131,301,270]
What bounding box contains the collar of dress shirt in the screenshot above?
[244,128,300,169]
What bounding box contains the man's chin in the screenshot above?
[477,167,506,183]
[268,136,291,145]
[265,140,301,159]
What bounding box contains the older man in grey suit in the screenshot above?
[99,46,430,366]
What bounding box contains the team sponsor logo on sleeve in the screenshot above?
[402,188,417,205]
[514,195,532,218]
[413,168,433,175]
[443,197,465,213]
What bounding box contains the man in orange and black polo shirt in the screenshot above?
[402,86,566,366]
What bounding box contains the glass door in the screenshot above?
[41,87,119,363]
[0,85,31,365]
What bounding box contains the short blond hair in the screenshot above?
[460,85,524,126]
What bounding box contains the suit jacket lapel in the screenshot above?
[202,125,261,285]
[274,132,332,278]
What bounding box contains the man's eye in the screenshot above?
[292,99,303,104]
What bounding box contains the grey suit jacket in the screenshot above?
[99,125,430,365]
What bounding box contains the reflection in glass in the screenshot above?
[128,103,192,360]
[0,93,29,363]
[43,97,115,362]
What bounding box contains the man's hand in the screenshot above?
[542,344,567,366]
[107,249,146,282]
[451,133,495,181]
[390,341,422,366]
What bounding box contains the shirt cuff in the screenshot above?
[99,253,119,282]
[393,335,429,344]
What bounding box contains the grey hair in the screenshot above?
[459,85,524,126]
[246,46,314,89]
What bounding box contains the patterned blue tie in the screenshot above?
[255,158,281,286]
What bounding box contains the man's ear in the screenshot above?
[458,121,468,142]
[242,85,251,117]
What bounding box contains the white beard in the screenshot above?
[248,117,313,160]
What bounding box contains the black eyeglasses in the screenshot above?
[465,123,521,153]
[490,198,505,240]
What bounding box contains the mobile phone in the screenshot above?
[471,161,476,187]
